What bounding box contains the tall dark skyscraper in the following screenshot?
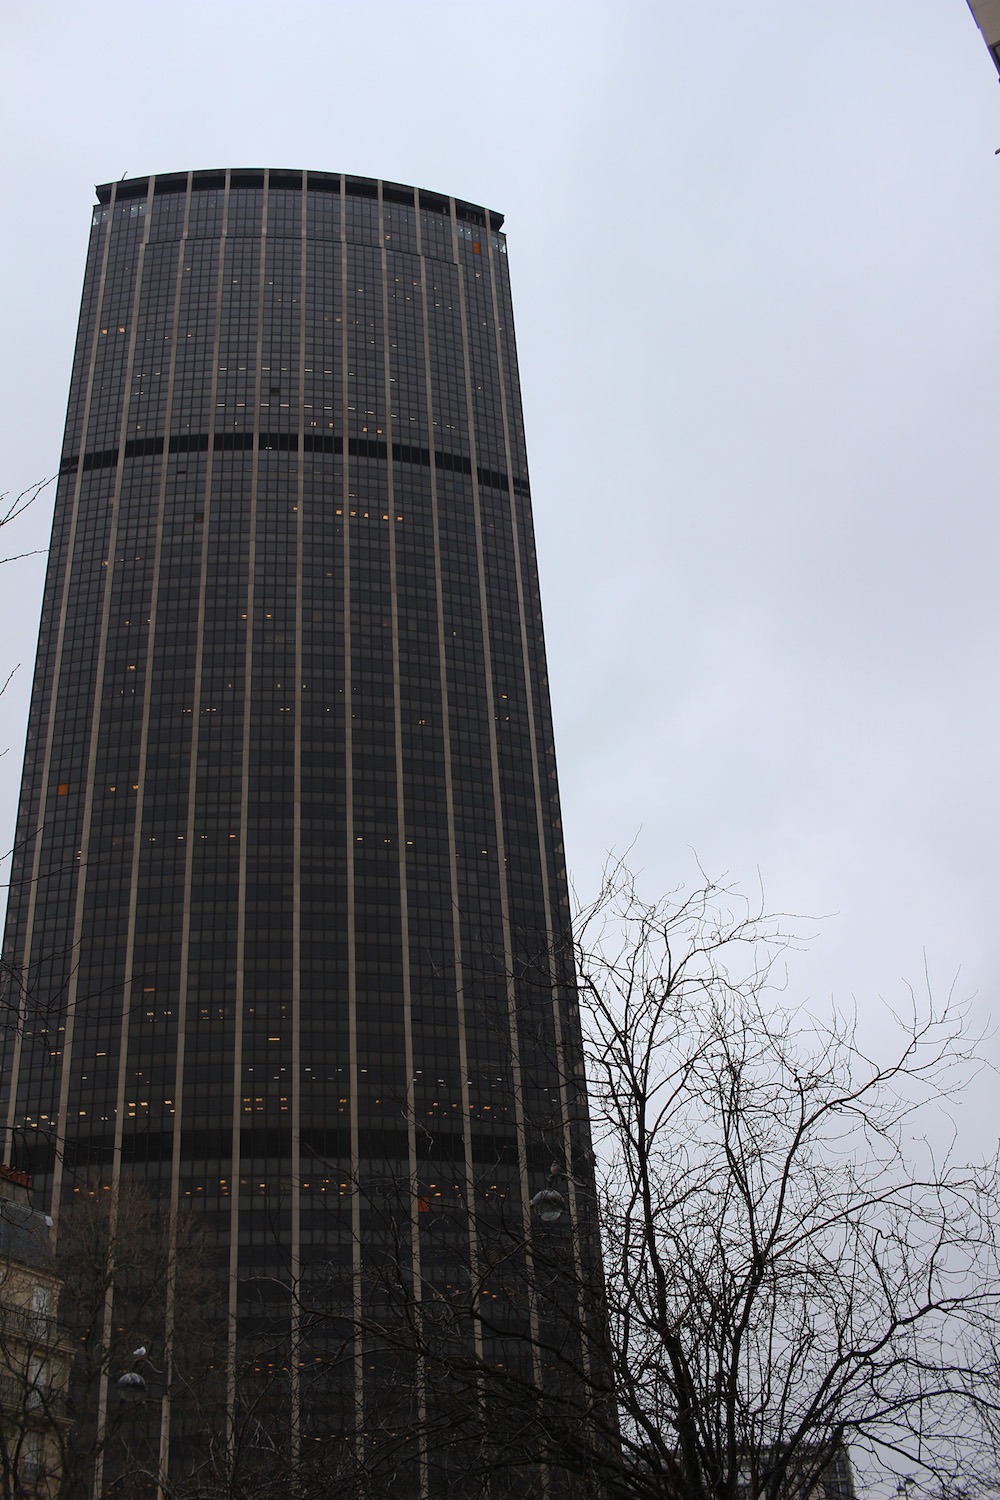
[1,170,593,1489]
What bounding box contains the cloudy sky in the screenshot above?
[1,1,998,1073]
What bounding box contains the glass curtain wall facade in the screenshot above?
[1,169,592,1487]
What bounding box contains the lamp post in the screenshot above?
[111,1347,174,1500]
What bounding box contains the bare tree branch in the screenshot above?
[0,480,54,538]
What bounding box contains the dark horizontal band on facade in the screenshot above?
[94,170,503,229]
[20,1126,538,1173]
[60,433,530,496]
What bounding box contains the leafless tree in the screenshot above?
[0,1191,71,1500]
[571,866,1000,1499]
[2,1173,224,1500]
[295,865,1000,1500]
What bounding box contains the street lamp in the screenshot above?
[116,1347,165,1403]
[529,1188,567,1224]
[115,1370,147,1402]
[529,1161,591,1223]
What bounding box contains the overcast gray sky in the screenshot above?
[2,1,998,1072]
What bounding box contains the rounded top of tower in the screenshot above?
[93,169,503,229]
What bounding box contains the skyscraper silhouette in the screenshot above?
[1,170,593,1491]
